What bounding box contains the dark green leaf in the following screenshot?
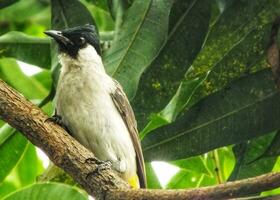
[228,133,277,181]
[145,163,161,189]
[51,0,95,30]
[0,32,51,68]
[256,131,280,159]
[132,0,211,129]
[0,133,28,183]
[3,183,87,200]
[104,0,173,99]
[0,0,19,9]
[142,69,280,161]
[140,73,209,139]
[185,0,280,103]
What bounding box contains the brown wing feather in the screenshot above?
[110,80,146,188]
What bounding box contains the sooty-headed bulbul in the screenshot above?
[44,25,146,188]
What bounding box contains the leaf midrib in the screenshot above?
[143,90,279,151]
[111,1,152,76]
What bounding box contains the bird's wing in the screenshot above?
[110,80,146,188]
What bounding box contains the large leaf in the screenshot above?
[228,133,277,181]
[0,32,51,68]
[104,0,173,98]
[0,133,28,183]
[171,157,210,175]
[3,183,87,200]
[0,59,48,100]
[16,143,44,186]
[132,0,211,129]
[184,0,280,104]
[142,69,280,161]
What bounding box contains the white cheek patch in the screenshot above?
[77,45,101,63]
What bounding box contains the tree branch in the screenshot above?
[0,79,280,200]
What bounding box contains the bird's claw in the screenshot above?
[97,160,112,172]
[46,114,70,134]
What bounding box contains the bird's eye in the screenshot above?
[79,37,85,45]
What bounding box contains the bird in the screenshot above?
[44,24,146,188]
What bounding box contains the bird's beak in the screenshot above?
[44,30,72,45]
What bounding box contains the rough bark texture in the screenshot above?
[105,173,280,200]
[0,79,280,200]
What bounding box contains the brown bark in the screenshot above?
[0,79,280,200]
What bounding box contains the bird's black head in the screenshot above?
[44,25,101,58]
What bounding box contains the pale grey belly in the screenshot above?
[55,83,136,177]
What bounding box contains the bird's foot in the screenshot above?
[97,160,112,172]
[46,114,70,133]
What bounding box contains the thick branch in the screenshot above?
[0,79,280,200]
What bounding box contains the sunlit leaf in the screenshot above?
[145,163,161,189]
[2,183,87,200]
[16,143,44,186]
[0,133,28,183]
[0,59,48,99]
[170,156,210,176]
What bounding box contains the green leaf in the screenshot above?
[256,130,280,159]
[0,59,48,100]
[185,0,280,103]
[0,181,17,198]
[3,183,88,200]
[0,133,28,183]
[142,69,280,161]
[132,0,211,129]
[170,156,210,176]
[0,0,46,23]
[0,124,16,146]
[104,0,173,98]
[0,0,19,9]
[166,170,199,189]
[140,73,209,139]
[0,32,51,68]
[16,143,44,186]
[51,0,95,29]
[228,133,277,181]
[145,163,161,189]
[32,70,52,91]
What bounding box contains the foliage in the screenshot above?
[0,0,280,198]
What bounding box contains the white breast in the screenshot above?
[55,45,136,180]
